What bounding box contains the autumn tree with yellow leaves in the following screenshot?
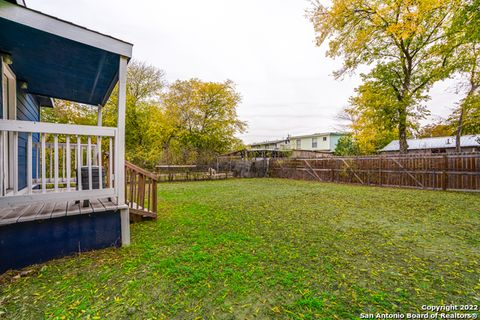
[161,79,246,164]
[310,0,461,153]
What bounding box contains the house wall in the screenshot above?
[0,210,122,273]
[0,65,40,190]
[329,134,343,152]
[16,84,40,189]
[292,135,331,151]
[251,134,346,152]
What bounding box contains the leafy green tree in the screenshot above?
[344,76,407,154]
[309,0,460,153]
[452,0,480,42]
[41,100,96,125]
[102,60,166,167]
[162,79,246,164]
[40,100,98,146]
[447,1,480,150]
[333,135,360,156]
[43,60,168,168]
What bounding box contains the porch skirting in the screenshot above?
[0,210,121,273]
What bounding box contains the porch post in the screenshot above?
[97,105,102,126]
[95,105,102,166]
[116,56,130,246]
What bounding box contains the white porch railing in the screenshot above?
[32,142,103,185]
[0,119,118,207]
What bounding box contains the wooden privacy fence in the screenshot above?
[125,161,158,219]
[269,153,480,192]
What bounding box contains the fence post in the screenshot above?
[442,155,448,191]
[379,157,383,186]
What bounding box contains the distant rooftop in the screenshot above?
[291,132,346,140]
[381,135,480,151]
[250,132,347,146]
[250,138,288,146]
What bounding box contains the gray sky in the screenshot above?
[29,0,463,144]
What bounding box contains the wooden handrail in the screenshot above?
[125,161,158,180]
[125,161,158,218]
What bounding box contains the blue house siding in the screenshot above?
[16,85,40,190]
[0,66,40,190]
[0,210,121,273]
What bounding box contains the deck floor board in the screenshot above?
[80,201,94,215]
[36,202,56,220]
[17,202,45,223]
[51,202,68,219]
[89,199,104,213]
[98,198,118,211]
[0,198,127,226]
[66,201,81,217]
[0,205,29,225]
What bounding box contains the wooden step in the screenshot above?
[128,201,157,222]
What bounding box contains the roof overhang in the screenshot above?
[35,95,54,108]
[0,0,133,106]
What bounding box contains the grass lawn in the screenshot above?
[1,179,479,319]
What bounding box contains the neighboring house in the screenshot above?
[221,148,333,160]
[380,135,480,154]
[250,132,346,153]
[0,0,133,272]
[250,138,289,151]
[289,132,346,152]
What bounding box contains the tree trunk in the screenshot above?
[456,86,476,153]
[398,106,409,154]
[455,104,464,153]
[399,57,411,155]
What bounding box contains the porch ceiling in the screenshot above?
[0,1,133,106]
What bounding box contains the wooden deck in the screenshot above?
[0,198,127,226]
[0,161,159,226]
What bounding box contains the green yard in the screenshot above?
[1,179,479,319]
